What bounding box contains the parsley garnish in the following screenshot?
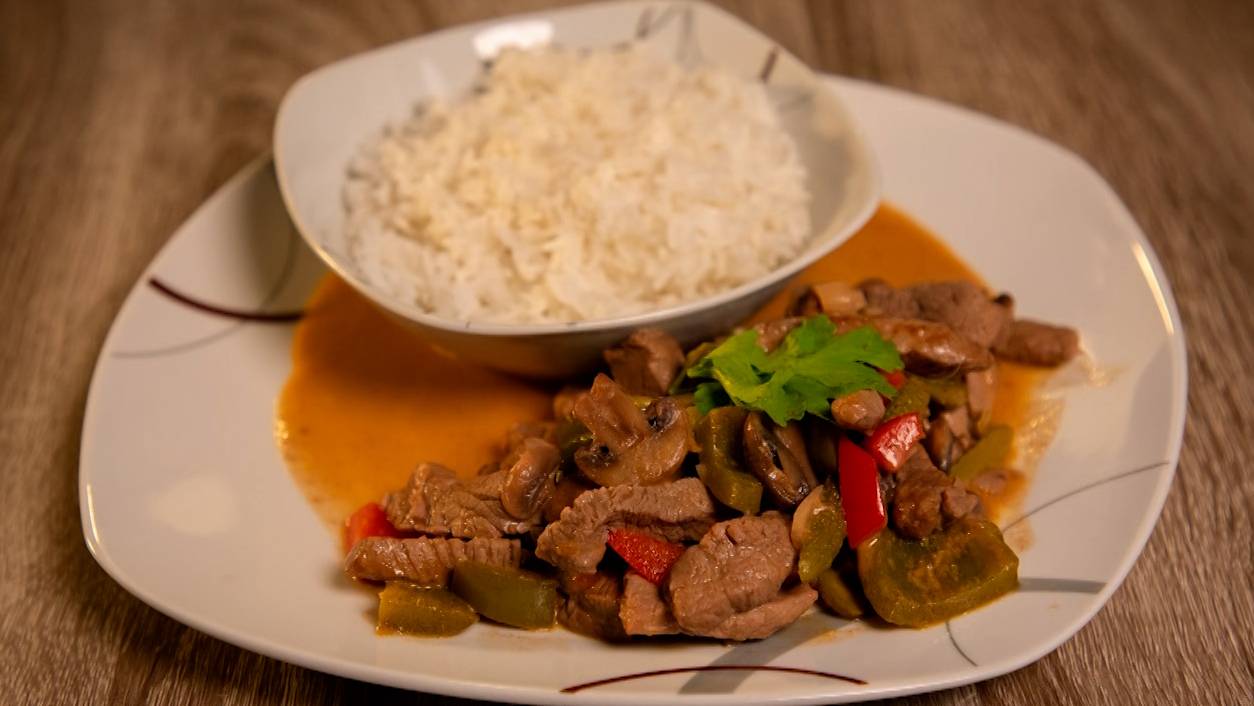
[687,316,903,424]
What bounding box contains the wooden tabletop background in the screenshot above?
[2,0,1251,704]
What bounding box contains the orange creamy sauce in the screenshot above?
[277,204,1045,531]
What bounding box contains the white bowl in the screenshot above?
[273,0,879,377]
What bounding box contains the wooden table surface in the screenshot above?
[2,1,1251,704]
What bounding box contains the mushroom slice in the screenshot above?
[572,374,694,487]
[788,282,868,318]
[742,412,816,508]
[501,437,562,520]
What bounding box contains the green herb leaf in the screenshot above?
[693,382,731,415]
[686,316,902,425]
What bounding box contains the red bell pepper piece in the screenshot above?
[838,436,887,548]
[881,369,907,390]
[343,502,401,554]
[607,528,687,585]
[865,412,925,472]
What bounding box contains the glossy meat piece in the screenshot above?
[858,280,1014,349]
[667,512,806,640]
[619,571,679,636]
[558,570,626,640]
[892,447,980,539]
[909,282,1014,348]
[535,478,716,574]
[994,319,1080,366]
[384,463,535,538]
[603,328,685,396]
[837,317,994,374]
[830,389,886,431]
[344,536,522,584]
[696,584,817,641]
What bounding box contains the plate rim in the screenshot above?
[79,75,1188,706]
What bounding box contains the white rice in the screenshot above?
[344,45,811,325]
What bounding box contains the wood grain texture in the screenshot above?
[1,0,1251,704]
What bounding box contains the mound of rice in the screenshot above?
[344,45,811,324]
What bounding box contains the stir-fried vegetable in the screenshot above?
[792,484,846,584]
[856,517,1019,627]
[607,529,686,584]
[883,376,930,419]
[694,407,763,514]
[837,437,886,548]
[918,375,968,408]
[687,316,902,424]
[377,582,477,636]
[450,561,557,630]
[949,425,1014,481]
[816,567,867,619]
[344,502,400,554]
[865,412,926,471]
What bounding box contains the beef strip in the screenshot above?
[603,328,685,396]
[384,463,534,538]
[858,278,920,318]
[859,280,1014,349]
[619,571,680,636]
[908,282,1014,348]
[891,446,980,539]
[695,584,817,641]
[830,389,886,431]
[558,571,626,640]
[835,317,994,374]
[535,478,716,574]
[667,512,814,640]
[993,319,1080,366]
[344,536,522,584]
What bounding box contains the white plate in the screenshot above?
[80,76,1186,704]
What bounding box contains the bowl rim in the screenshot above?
[272,0,882,338]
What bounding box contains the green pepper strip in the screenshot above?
[797,485,846,585]
[949,425,1013,481]
[884,377,930,419]
[917,375,968,408]
[377,583,477,636]
[857,517,1019,627]
[693,407,762,515]
[817,567,866,619]
[450,561,557,630]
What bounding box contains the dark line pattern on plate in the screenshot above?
[148,278,304,322]
[946,621,978,667]
[758,46,779,82]
[679,614,843,694]
[635,4,681,39]
[562,665,865,694]
[1000,461,1167,533]
[1018,577,1105,594]
[113,221,305,358]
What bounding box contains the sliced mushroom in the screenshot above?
[742,412,816,508]
[572,374,694,487]
[802,417,839,477]
[504,420,558,455]
[788,282,867,318]
[927,407,973,472]
[830,389,886,431]
[965,367,997,432]
[500,437,562,519]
